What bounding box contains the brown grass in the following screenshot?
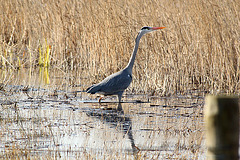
[0,0,239,94]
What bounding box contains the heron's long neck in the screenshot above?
[125,32,144,74]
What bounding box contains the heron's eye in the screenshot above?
[141,27,149,30]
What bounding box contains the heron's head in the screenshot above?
[140,26,165,35]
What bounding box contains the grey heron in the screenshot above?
[86,26,165,103]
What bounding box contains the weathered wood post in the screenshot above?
[205,95,239,160]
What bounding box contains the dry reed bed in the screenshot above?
[0,0,239,94]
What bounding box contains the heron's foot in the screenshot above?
[133,145,140,153]
[98,97,104,104]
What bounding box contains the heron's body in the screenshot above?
[86,26,165,103]
[86,68,132,102]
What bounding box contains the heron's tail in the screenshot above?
[86,84,100,94]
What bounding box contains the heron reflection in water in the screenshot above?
[86,104,139,153]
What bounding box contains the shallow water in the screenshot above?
[0,69,206,159]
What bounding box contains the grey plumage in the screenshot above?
[86,68,132,102]
[86,26,165,103]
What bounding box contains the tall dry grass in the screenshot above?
[0,0,239,95]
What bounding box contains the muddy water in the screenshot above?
[0,69,206,159]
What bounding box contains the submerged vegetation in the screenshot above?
[0,0,239,94]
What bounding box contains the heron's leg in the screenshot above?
[117,103,123,112]
[117,91,124,103]
[98,96,104,104]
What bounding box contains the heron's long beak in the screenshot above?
[151,27,165,30]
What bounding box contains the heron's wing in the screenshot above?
[99,71,132,94]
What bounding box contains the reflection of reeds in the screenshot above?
[38,40,51,84]
[39,67,50,85]
[0,86,205,159]
[0,0,239,94]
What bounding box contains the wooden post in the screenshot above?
[205,95,239,160]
